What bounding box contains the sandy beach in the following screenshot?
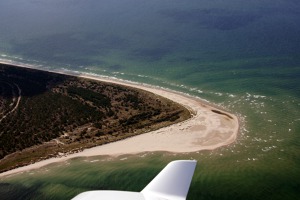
[0,60,239,178]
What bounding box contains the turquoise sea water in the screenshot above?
[0,0,300,199]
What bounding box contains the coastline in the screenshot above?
[0,60,239,178]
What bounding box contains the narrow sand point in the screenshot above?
[0,61,239,178]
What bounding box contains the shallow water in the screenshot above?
[0,0,300,199]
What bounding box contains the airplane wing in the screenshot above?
[72,191,144,200]
[72,160,197,200]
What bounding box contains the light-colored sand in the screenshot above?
[0,61,239,177]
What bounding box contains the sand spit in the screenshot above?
[0,61,239,178]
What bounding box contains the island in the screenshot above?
[0,62,239,177]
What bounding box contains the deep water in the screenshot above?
[0,0,300,199]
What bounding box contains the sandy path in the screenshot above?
[0,82,21,122]
[0,61,239,178]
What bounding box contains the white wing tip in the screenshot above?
[72,160,197,200]
[141,160,197,200]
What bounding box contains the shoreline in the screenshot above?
[0,60,239,178]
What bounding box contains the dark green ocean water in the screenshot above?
[0,0,300,199]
